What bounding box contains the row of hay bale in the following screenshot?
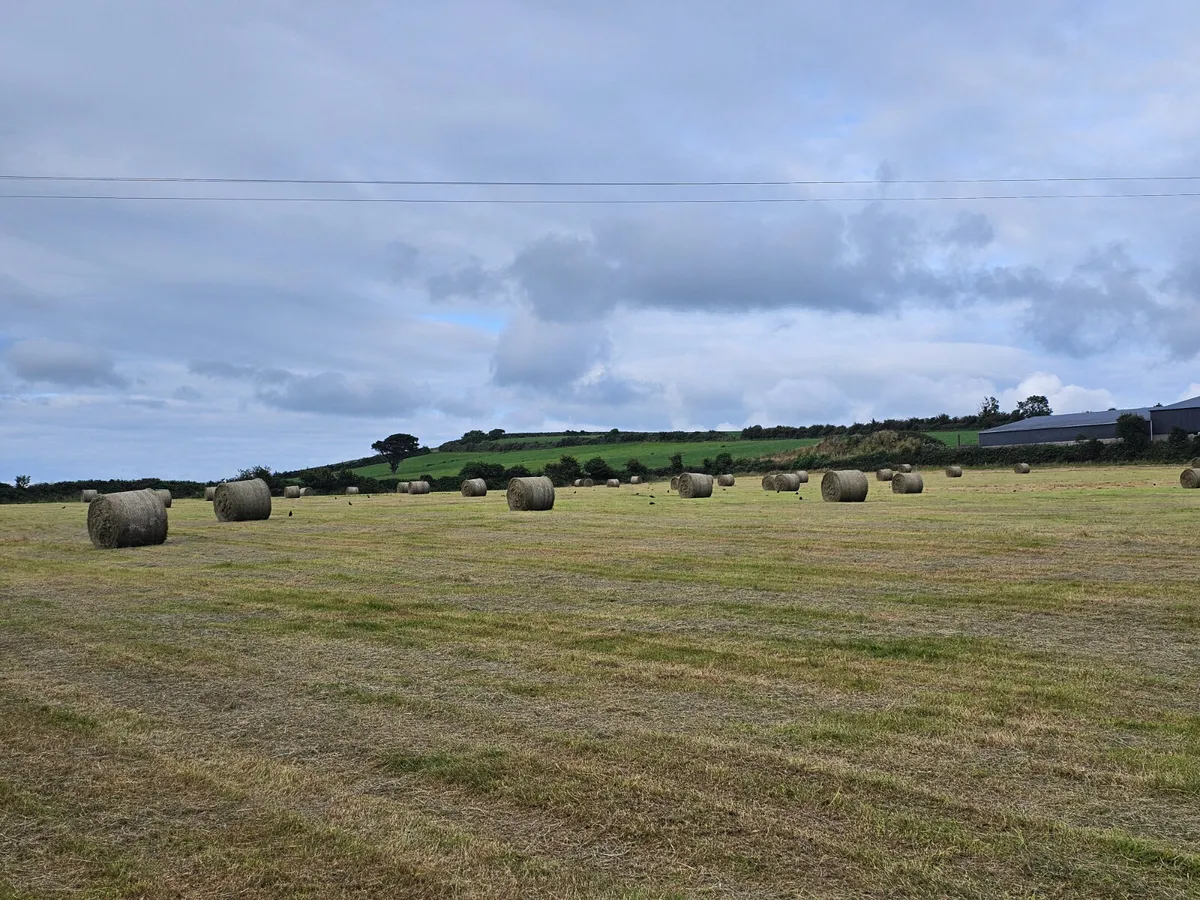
[763,472,807,492]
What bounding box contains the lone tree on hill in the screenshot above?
[14,475,30,489]
[371,433,421,473]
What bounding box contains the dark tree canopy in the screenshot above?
[14,475,30,489]
[371,433,421,474]
[582,456,616,481]
[1115,413,1150,449]
[1014,395,1052,419]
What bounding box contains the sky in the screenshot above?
[3,1,1200,482]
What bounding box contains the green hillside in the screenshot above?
[926,430,980,446]
[352,437,820,481]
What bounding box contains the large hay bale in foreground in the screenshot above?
[892,472,924,494]
[345,486,359,495]
[154,489,172,508]
[408,481,431,495]
[461,478,487,497]
[876,468,894,482]
[204,486,216,501]
[669,476,680,491]
[1181,468,1200,489]
[678,472,714,499]
[761,474,776,491]
[945,465,963,478]
[822,470,869,503]
[88,489,168,549]
[898,464,913,473]
[81,489,98,502]
[606,478,620,488]
[630,476,642,484]
[213,478,272,522]
[1014,463,1031,474]
[717,474,735,487]
[774,473,802,492]
[507,476,555,511]
[284,486,301,499]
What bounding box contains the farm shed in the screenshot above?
[979,394,1200,448]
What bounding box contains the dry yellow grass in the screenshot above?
[0,466,1197,898]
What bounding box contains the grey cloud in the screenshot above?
[172,385,203,402]
[255,372,418,417]
[943,211,994,248]
[491,316,610,389]
[188,360,292,384]
[4,340,127,388]
[388,241,421,282]
[427,260,502,302]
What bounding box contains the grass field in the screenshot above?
[926,430,980,446]
[1,466,1197,898]
[353,437,822,481]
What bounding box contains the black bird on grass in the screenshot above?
[348,500,353,505]
[288,510,293,517]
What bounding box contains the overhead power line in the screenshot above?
[2,191,1200,203]
[2,173,1200,187]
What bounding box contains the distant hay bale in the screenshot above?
[408,481,431,495]
[795,471,809,483]
[582,478,595,488]
[1181,468,1200,489]
[154,489,172,508]
[717,474,735,487]
[945,465,963,478]
[507,475,555,511]
[345,486,359,495]
[213,478,272,522]
[606,478,620,487]
[284,486,301,499]
[876,468,894,482]
[397,482,409,493]
[774,473,802,492]
[204,486,216,501]
[630,476,641,484]
[461,478,487,497]
[892,472,924,494]
[678,472,714,499]
[1192,458,1200,469]
[573,479,584,487]
[1014,463,1031,474]
[821,470,869,503]
[670,476,680,491]
[87,488,169,549]
[81,489,98,502]
[898,464,913,473]
[299,487,314,497]
[761,475,776,491]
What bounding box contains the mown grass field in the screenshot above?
[926,430,980,446]
[352,437,822,481]
[1,466,1197,898]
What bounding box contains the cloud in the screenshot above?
[255,372,418,417]
[172,385,203,402]
[490,314,611,389]
[4,340,127,388]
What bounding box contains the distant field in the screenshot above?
[354,437,822,480]
[1,466,1197,897]
[927,430,980,446]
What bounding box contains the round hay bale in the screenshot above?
[582,478,595,488]
[761,474,777,491]
[396,481,409,493]
[1191,457,1200,469]
[774,473,802,492]
[945,465,963,478]
[898,464,913,473]
[876,468,894,482]
[154,489,172,508]
[669,476,680,491]
[299,487,314,497]
[204,486,216,501]
[1180,468,1200,489]
[717,474,735,487]
[892,472,924,494]
[87,489,168,549]
[678,472,714,499]
[606,478,620,487]
[572,479,583,487]
[213,478,272,522]
[821,470,869,503]
[345,486,359,495]
[283,485,301,499]
[630,476,642,484]
[1014,463,1031,474]
[408,481,431,495]
[81,489,99,502]
[795,471,809,484]
[461,478,487,497]
[507,475,555,511]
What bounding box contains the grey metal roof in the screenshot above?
[980,407,1149,434]
[1159,394,1200,410]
